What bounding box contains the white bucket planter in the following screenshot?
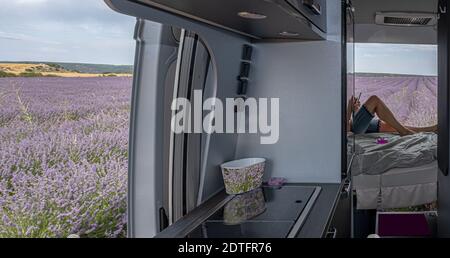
[220,158,266,195]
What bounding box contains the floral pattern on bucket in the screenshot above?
[223,188,266,225]
[220,158,265,195]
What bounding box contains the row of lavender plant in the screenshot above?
[356,76,438,127]
[0,77,131,238]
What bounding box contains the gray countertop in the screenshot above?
[155,182,342,238]
[291,183,342,238]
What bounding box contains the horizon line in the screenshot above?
[0,60,134,66]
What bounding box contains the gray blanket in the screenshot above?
[349,132,437,176]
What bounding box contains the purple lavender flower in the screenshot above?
[0,77,131,238]
[355,76,437,126]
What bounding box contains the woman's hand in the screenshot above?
[348,96,361,112]
[347,95,361,131]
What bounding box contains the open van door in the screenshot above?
[127,20,220,237]
[126,21,180,237]
[438,0,450,237]
[438,0,449,177]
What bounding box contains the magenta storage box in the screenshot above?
[376,211,436,237]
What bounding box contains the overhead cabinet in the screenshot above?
[285,0,327,33]
[134,0,328,40]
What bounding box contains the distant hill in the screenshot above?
[0,61,133,74]
[51,62,133,74]
[355,72,436,78]
[0,62,132,77]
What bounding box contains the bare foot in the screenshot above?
[399,128,415,136]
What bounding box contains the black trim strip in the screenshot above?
[182,33,199,215]
[341,0,348,178]
[438,0,449,176]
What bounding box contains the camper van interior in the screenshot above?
[104,0,450,238]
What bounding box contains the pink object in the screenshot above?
[376,137,388,144]
[377,213,431,237]
[267,177,287,187]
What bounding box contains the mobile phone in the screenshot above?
[356,92,362,102]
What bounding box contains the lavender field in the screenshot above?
[0,77,131,237]
[0,74,438,238]
[356,75,438,127]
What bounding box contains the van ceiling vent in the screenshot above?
[375,12,437,27]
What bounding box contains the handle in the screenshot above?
[340,179,351,199]
[303,0,322,15]
[440,2,447,14]
[326,227,338,238]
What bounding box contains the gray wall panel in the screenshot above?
[235,0,342,183]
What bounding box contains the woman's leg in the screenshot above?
[406,125,437,133]
[379,121,398,133]
[363,95,415,136]
[380,121,437,133]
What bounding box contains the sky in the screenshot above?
[0,0,136,65]
[0,0,439,72]
[356,43,437,76]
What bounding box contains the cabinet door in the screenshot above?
[326,179,352,238]
[285,0,327,32]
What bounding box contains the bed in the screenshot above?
[349,132,438,210]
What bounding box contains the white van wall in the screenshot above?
[235,0,342,183]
